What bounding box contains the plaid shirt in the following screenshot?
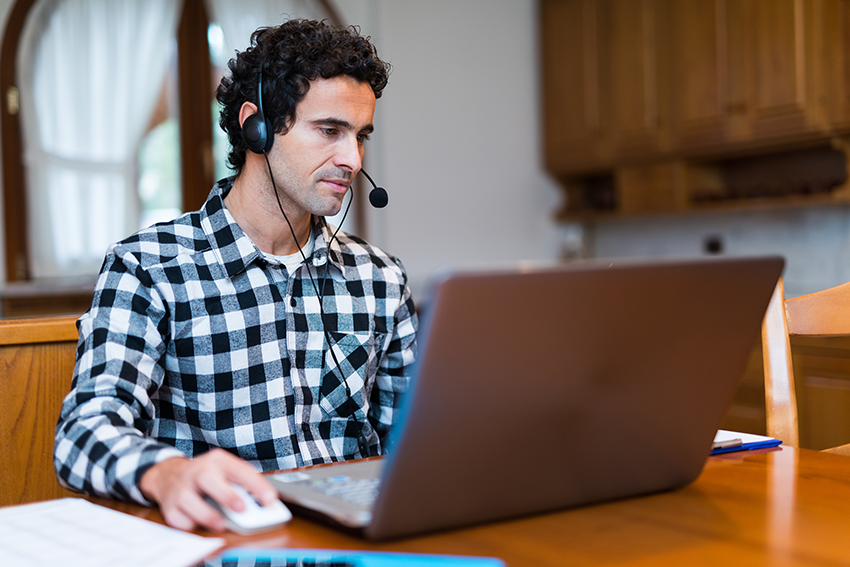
[54,178,418,504]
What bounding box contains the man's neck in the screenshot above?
[224,171,312,257]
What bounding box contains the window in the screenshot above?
[1,0,209,281]
[0,0,346,285]
[17,0,182,278]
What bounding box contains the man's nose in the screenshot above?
[334,135,363,173]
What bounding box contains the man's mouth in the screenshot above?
[321,179,351,194]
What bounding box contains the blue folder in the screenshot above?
[710,430,782,455]
[206,548,506,566]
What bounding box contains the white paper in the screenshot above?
[714,429,778,446]
[0,498,223,567]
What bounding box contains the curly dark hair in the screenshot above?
[215,19,392,176]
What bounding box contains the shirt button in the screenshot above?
[290,297,297,307]
[301,422,309,431]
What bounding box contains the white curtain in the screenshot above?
[18,0,183,279]
[206,0,329,60]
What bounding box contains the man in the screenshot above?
[54,19,417,533]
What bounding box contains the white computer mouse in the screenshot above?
[206,484,292,534]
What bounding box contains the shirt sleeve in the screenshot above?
[368,261,418,450]
[53,248,185,505]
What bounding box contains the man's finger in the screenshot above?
[204,449,279,507]
[173,489,227,533]
[195,471,246,513]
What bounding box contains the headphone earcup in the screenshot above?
[242,113,273,154]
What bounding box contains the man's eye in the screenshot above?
[357,133,371,143]
[321,128,338,137]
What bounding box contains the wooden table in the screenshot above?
[91,446,850,565]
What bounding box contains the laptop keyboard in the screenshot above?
[311,476,381,507]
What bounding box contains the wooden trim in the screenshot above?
[353,175,366,237]
[0,0,37,282]
[785,279,850,336]
[0,315,78,346]
[178,0,214,213]
[761,277,800,447]
[0,317,78,505]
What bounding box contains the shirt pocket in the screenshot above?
[319,330,386,419]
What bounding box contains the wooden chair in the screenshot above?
[762,277,850,455]
[0,315,79,506]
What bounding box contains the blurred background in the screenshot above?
[0,0,562,313]
[2,0,850,447]
[4,0,850,307]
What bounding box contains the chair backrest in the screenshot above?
[761,277,850,448]
[0,315,79,506]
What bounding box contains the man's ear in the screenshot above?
[238,101,259,128]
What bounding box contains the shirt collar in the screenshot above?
[200,177,344,279]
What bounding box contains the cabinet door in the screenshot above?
[607,0,672,159]
[735,0,813,139]
[671,0,730,149]
[672,0,840,150]
[804,0,850,133]
[542,0,673,173]
[541,0,611,176]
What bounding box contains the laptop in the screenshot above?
[270,256,784,540]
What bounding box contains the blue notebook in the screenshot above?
[711,430,782,454]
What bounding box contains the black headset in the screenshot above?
[242,72,274,154]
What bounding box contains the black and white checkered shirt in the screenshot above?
[54,178,418,504]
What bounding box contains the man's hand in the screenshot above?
[139,449,279,532]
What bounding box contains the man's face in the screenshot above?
[268,75,376,218]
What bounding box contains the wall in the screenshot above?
[588,204,850,299]
[341,0,562,301]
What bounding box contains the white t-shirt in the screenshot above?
[265,230,315,280]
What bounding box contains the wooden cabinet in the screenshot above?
[671,0,728,148]
[542,0,850,216]
[541,0,612,173]
[607,0,673,159]
[541,0,674,175]
[672,0,846,150]
[735,0,812,140]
